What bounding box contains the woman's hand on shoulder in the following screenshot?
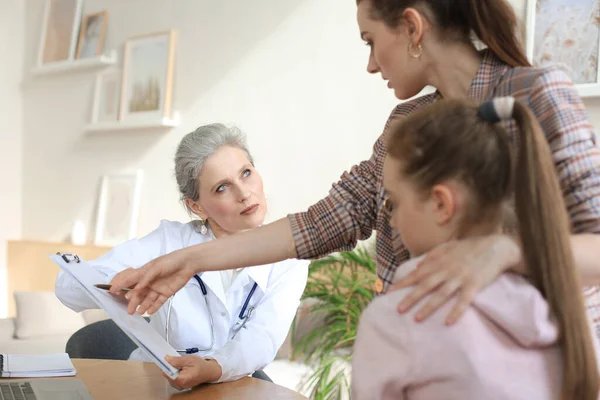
[389,234,522,325]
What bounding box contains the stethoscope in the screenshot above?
[165,274,258,354]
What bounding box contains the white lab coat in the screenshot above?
[55,220,309,382]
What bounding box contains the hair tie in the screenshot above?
[478,97,515,123]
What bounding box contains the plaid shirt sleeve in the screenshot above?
[529,67,600,234]
[287,136,386,259]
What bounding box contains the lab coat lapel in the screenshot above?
[198,271,227,307]
[229,272,250,295]
[186,227,228,306]
[231,263,272,295]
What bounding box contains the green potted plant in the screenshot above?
[291,246,376,400]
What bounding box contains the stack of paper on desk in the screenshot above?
[49,254,180,379]
[0,353,76,378]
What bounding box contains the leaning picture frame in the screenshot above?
[119,30,177,122]
[75,10,109,59]
[526,0,600,97]
[37,0,83,65]
[94,170,143,246]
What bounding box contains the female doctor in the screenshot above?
[55,123,309,390]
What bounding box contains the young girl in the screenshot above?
[351,97,600,400]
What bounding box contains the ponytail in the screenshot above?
[511,101,598,400]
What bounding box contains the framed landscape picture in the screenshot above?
[120,30,177,122]
[526,0,600,97]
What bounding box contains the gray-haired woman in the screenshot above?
[55,123,308,390]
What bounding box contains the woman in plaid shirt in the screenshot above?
[110,0,600,330]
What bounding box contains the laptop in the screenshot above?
[0,378,94,400]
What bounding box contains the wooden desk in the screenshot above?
[39,359,307,399]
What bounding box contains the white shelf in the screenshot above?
[84,112,181,133]
[31,51,117,77]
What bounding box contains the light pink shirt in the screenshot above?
[352,257,600,400]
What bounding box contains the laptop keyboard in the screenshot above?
[0,382,37,400]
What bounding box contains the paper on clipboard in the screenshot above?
[49,254,180,379]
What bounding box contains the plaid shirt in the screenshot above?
[288,50,600,323]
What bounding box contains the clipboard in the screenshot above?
[51,253,180,379]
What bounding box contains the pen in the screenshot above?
[94,284,131,292]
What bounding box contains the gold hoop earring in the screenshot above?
[408,42,423,59]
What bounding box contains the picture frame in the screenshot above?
[94,170,143,246]
[526,0,600,97]
[37,0,83,65]
[92,70,121,124]
[120,30,177,122]
[75,10,108,59]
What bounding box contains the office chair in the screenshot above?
[66,319,138,360]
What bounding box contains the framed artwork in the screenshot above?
[37,0,83,65]
[75,11,108,59]
[120,30,177,122]
[526,0,600,97]
[94,170,143,246]
[92,70,121,123]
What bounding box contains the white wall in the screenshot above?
[0,0,24,318]
[21,0,399,242]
